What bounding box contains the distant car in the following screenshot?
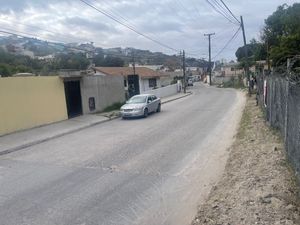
[120,94,161,119]
[187,79,194,86]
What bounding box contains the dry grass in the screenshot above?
[192,96,300,225]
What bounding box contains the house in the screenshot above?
[250,60,271,75]
[36,54,55,61]
[218,62,244,77]
[93,67,167,97]
[129,64,164,71]
[212,62,244,85]
[59,70,125,117]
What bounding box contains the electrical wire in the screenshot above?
[0,29,186,63]
[79,0,179,53]
[205,0,239,26]
[173,0,199,23]
[210,0,238,23]
[0,18,89,44]
[191,0,201,18]
[219,0,240,24]
[90,0,142,36]
[212,25,241,60]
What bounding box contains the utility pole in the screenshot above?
[240,16,250,95]
[132,51,136,76]
[182,50,186,93]
[204,33,215,85]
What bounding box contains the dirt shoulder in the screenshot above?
[191,96,300,225]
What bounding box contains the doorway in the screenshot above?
[127,75,140,97]
[64,80,83,118]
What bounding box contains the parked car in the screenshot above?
[120,94,161,119]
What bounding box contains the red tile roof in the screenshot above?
[94,67,165,78]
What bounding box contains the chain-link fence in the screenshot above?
[257,72,300,180]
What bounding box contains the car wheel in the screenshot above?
[144,108,148,118]
[156,104,161,113]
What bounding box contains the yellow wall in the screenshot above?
[0,76,68,136]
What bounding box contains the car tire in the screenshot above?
[143,108,148,118]
[156,104,161,113]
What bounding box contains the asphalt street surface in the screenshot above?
[0,83,244,225]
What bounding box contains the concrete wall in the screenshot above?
[212,76,233,85]
[139,78,162,92]
[142,84,178,98]
[0,76,68,136]
[160,76,173,87]
[81,75,125,114]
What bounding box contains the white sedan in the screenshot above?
[120,94,161,118]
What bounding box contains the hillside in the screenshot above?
[0,35,209,76]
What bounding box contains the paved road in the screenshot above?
[0,83,245,225]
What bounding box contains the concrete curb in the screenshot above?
[0,92,192,156]
[161,92,192,104]
[0,117,113,156]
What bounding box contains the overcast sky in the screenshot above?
[0,0,298,61]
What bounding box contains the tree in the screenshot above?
[0,64,11,77]
[55,53,90,70]
[164,58,180,71]
[94,55,124,67]
[262,3,300,66]
[235,38,267,62]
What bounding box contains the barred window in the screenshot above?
[149,78,157,88]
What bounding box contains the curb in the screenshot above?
[0,117,113,156]
[0,92,192,156]
[161,92,192,104]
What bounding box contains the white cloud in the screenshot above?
[0,0,299,60]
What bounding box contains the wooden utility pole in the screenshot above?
[240,16,250,95]
[204,33,215,85]
[132,51,136,76]
[183,50,186,93]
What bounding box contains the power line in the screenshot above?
[173,0,199,23]
[0,29,187,63]
[210,0,238,23]
[212,25,241,60]
[219,0,240,24]
[0,18,89,44]
[205,0,239,25]
[79,0,179,53]
[190,0,204,19]
[91,0,143,36]
[93,0,199,49]
[0,20,205,62]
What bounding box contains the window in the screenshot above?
[147,96,153,103]
[124,79,127,87]
[231,67,235,71]
[88,97,95,111]
[149,78,157,88]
